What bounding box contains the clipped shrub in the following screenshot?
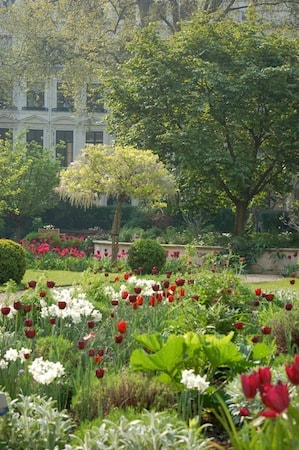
[0,239,26,284]
[127,238,166,274]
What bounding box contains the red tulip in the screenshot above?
[255,288,262,296]
[234,321,244,330]
[261,381,290,415]
[1,306,11,315]
[286,355,299,385]
[241,372,260,400]
[261,326,272,335]
[58,301,67,309]
[121,290,129,299]
[136,295,144,305]
[13,301,22,310]
[240,407,250,417]
[115,334,123,344]
[25,328,36,338]
[123,273,130,280]
[258,367,272,387]
[95,368,105,378]
[39,291,46,298]
[77,341,86,349]
[23,304,32,313]
[117,321,127,334]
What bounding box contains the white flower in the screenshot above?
[4,348,19,361]
[0,359,8,369]
[181,369,210,393]
[28,357,65,385]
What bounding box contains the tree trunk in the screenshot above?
[111,197,123,264]
[234,201,249,235]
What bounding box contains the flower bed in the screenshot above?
[0,261,299,448]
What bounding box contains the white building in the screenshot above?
[0,79,112,166]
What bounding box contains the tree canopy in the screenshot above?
[0,138,61,239]
[57,144,177,261]
[104,18,299,234]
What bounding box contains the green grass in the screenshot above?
[0,269,298,293]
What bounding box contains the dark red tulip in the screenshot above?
[253,300,260,307]
[39,291,46,298]
[23,304,31,313]
[46,280,55,288]
[128,294,137,303]
[290,279,296,285]
[49,317,56,325]
[95,368,105,378]
[58,301,67,309]
[77,341,86,349]
[285,303,293,311]
[28,280,37,288]
[25,328,36,339]
[175,278,185,286]
[1,306,11,315]
[251,336,259,343]
[115,334,123,344]
[261,326,272,335]
[24,318,33,327]
[88,349,95,357]
[234,321,244,330]
[152,284,160,292]
[97,348,104,356]
[134,286,142,294]
[111,299,119,306]
[13,301,22,310]
[240,407,250,417]
[87,320,95,329]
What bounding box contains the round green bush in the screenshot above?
[127,238,167,274]
[0,239,26,285]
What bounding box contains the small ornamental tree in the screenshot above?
[57,144,177,263]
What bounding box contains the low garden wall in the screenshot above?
[93,240,299,275]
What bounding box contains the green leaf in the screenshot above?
[133,333,163,352]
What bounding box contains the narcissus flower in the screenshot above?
[117,321,127,334]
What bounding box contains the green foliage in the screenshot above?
[127,238,167,274]
[70,410,210,450]
[0,239,26,284]
[71,370,176,422]
[0,393,73,450]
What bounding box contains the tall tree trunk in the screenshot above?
[111,197,123,264]
[234,201,249,235]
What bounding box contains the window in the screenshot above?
[55,82,74,111]
[86,131,103,145]
[0,84,13,109]
[26,129,43,147]
[86,84,106,113]
[25,82,45,110]
[0,128,10,141]
[56,130,73,167]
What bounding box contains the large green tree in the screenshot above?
[104,18,299,235]
[57,144,177,262]
[0,138,61,239]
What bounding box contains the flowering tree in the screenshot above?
[57,144,177,263]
